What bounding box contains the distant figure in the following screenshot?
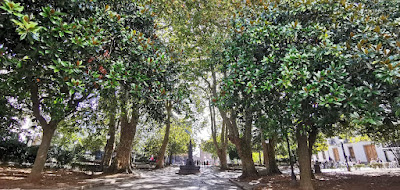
[203,161,206,165]
[150,155,155,162]
[206,161,209,165]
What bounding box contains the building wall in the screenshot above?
[314,137,397,164]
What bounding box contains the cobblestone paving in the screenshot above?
[91,166,241,190]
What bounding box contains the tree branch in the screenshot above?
[30,82,49,127]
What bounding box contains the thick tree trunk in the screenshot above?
[111,107,138,173]
[217,145,228,170]
[262,136,281,175]
[308,128,318,179]
[28,125,56,181]
[219,109,258,178]
[262,138,269,166]
[237,138,258,178]
[219,119,229,170]
[296,128,314,190]
[155,102,172,169]
[28,83,58,181]
[239,109,258,178]
[102,112,116,170]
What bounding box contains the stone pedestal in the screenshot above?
[178,140,200,175]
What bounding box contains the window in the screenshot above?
[348,147,355,159]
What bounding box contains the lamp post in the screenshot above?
[339,139,351,172]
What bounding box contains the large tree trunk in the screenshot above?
[236,138,258,178]
[220,109,258,178]
[155,102,172,169]
[218,148,228,170]
[28,125,56,181]
[218,120,228,170]
[262,136,281,175]
[308,128,318,179]
[102,111,116,170]
[262,138,269,166]
[296,128,314,190]
[28,83,58,181]
[235,109,258,178]
[111,105,138,173]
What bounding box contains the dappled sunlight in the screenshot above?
[91,167,239,190]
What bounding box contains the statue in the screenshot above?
[178,139,200,174]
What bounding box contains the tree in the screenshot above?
[99,91,118,170]
[148,0,236,171]
[155,52,190,168]
[1,0,109,180]
[220,0,399,188]
[167,120,193,163]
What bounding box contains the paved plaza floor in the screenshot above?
[91,166,241,190]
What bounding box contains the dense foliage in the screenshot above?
[1,0,399,189]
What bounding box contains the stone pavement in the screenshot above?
[90,166,242,190]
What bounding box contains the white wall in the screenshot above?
[314,138,398,164]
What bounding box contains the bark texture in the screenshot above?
[308,127,318,179]
[28,83,58,181]
[222,109,258,178]
[102,111,116,170]
[296,128,315,190]
[111,103,138,173]
[209,100,228,170]
[155,101,172,169]
[28,125,56,181]
[204,68,257,177]
[217,119,228,170]
[262,135,281,175]
[237,138,258,178]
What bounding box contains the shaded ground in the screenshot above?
[92,166,240,190]
[0,166,137,189]
[245,168,400,190]
[2,165,400,190]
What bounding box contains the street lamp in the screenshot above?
[339,139,351,172]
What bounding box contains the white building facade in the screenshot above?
[313,137,398,164]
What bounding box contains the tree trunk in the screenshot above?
[209,100,229,170]
[155,102,172,169]
[28,83,58,181]
[168,153,173,165]
[219,128,228,170]
[308,128,318,179]
[28,125,56,181]
[102,112,116,170]
[220,109,258,178]
[262,136,281,175]
[218,148,228,170]
[237,138,258,178]
[238,109,258,178]
[296,128,314,190]
[262,137,269,166]
[111,107,138,173]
